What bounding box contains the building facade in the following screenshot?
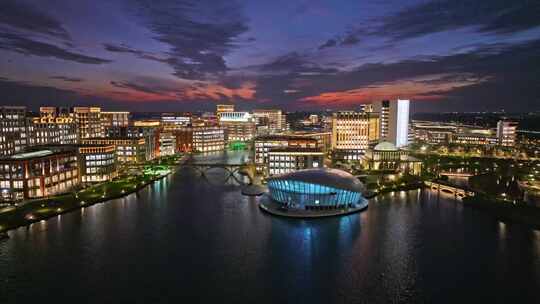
[216,104,235,117]
[159,132,176,156]
[219,112,256,143]
[373,99,410,148]
[193,126,226,152]
[252,109,285,134]
[101,111,129,129]
[73,107,104,140]
[32,116,77,145]
[0,148,79,201]
[0,106,33,156]
[78,144,117,183]
[82,138,148,164]
[331,111,379,161]
[497,120,518,147]
[254,135,318,173]
[267,148,324,176]
[362,142,422,175]
[161,112,191,130]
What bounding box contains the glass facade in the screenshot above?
[267,179,365,210]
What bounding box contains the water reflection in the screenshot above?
[0,151,539,303]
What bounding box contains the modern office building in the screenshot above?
[174,125,226,153]
[267,147,324,176]
[40,106,70,118]
[175,127,194,153]
[159,132,176,156]
[497,120,518,147]
[309,114,319,124]
[361,142,422,175]
[266,168,368,211]
[193,126,226,152]
[133,120,161,128]
[252,109,286,134]
[411,121,457,144]
[254,135,318,173]
[78,144,117,183]
[106,126,158,161]
[102,111,129,129]
[73,107,104,140]
[0,106,33,156]
[161,112,191,130]
[331,111,379,161]
[288,131,332,152]
[81,137,148,164]
[219,112,256,142]
[0,147,79,201]
[452,131,499,146]
[32,115,77,145]
[373,99,410,147]
[216,104,235,117]
[372,100,389,140]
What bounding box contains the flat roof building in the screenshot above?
[0,147,79,201]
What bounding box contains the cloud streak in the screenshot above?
[131,0,249,80]
[0,32,111,64]
[0,0,71,40]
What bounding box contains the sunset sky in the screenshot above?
[1,0,539,112]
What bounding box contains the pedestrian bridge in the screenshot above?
[425,180,475,199]
[178,161,255,185]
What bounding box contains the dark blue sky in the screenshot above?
[1,0,539,112]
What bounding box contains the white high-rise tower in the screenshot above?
[373,99,410,147]
[394,99,410,148]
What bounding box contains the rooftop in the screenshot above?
[374,141,398,151]
[269,168,365,193]
[10,150,54,160]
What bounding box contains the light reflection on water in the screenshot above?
[0,151,539,303]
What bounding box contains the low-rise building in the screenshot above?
[0,148,79,201]
[267,147,325,176]
[78,144,117,183]
[193,126,226,152]
[219,112,256,143]
[288,131,332,152]
[0,106,33,156]
[81,137,148,164]
[101,111,129,128]
[32,116,77,145]
[254,135,318,173]
[362,142,422,175]
[106,126,158,161]
[159,132,176,156]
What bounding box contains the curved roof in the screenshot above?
[374,141,398,151]
[269,168,365,192]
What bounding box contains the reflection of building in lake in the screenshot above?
[361,141,422,175]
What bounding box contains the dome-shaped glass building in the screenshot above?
[267,168,368,211]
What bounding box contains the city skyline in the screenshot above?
[1,0,539,113]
